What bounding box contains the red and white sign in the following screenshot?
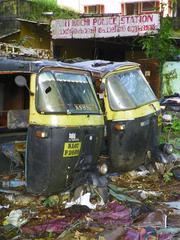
[51,14,160,39]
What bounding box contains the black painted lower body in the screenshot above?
[106,113,159,172]
[26,125,104,194]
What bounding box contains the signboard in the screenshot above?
[51,13,160,39]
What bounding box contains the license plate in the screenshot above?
[63,142,81,157]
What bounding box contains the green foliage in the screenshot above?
[163,170,174,183]
[42,195,59,207]
[161,116,180,138]
[163,69,178,95]
[139,11,180,96]
[167,116,180,133]
[0,0,79,22]
[0,0,17,16]
[172,0,177,9]
[47,231,54,238]
[139,16,178,67]
[160,115,180,154]
[25,0,79,21]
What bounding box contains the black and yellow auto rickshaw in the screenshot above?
[0,57,106,195]
[72,60,162,172]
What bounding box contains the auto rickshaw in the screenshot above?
[0,57,106,195]
[71,60,163,172]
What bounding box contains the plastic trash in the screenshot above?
[2,179,25,188]
[65,192,97,209]
[164,201,180,210]
[138,190,162,200]
[4,209,28,227]
[134,209,167,228]
[0,204,10,210]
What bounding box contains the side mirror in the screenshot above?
[15,75,27,87]
[15,75,34,96]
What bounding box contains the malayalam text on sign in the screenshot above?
[51,14,160,39]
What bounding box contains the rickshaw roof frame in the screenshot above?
[0,57,88,75]
[71,60,140,79]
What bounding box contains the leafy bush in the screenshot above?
[163,170,174,183]
[160,115,180,154]
[25,0,79,21]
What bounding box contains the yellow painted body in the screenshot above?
[104,97,160,121]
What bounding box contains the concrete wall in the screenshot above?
[19,22,50,49]
[57,0,122,14]
[2,21,50,51]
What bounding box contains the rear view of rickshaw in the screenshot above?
[72,60,162,172]
[0,58,105,194]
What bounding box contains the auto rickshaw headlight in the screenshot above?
[35,130,48,138]
[98,163,108,175]
[162,143,174,155]
[113,123,125,131]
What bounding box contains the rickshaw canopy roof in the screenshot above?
[71,60,140,79]
[0,57,69,74]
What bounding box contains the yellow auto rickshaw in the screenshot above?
[72,60,163,172]
[0,57,107,195]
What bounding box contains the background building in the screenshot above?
[57,0,177,17]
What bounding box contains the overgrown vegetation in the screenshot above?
[139,4,180,95]
[160,114,180,154]
[163,68,178,95]
[163,170,174,183]
[25,0,79,21]
[161,116,180,139]
[0,0,79,22]
[140,17,178,64]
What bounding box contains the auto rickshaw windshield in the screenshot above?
[36,70,100,114]
[107,68,157,110]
